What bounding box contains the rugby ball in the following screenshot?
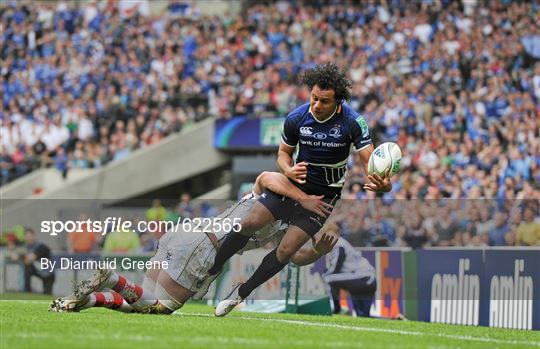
[367,142,401,177]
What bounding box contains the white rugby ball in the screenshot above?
[368,142,402,177]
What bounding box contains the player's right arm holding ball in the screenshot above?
[358,144,392,193]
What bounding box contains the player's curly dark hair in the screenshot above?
[302,63,352,102]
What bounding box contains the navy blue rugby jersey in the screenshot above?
[281,102,372,190]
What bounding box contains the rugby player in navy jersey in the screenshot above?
[209,63,392,316]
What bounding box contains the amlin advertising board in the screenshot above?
[415,248,539,330]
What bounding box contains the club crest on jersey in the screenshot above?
[329,127,342,138]
[300,127,313,136]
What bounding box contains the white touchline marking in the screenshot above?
[177,312,540,347]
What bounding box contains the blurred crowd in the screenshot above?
[1,0,212,183]
[330,198,539,248]
[1,0,539,249]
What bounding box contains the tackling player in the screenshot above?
[49,171,338,314]
[210,63,392,316]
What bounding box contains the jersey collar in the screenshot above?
[309,103,342,123]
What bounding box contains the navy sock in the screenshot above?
[208,231,250,275]
[238,248,287,299]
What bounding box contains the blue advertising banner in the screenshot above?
[483,249,540,330]
[214,117,284,150]
[416,250,484,326]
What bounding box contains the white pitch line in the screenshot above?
[177,312,540,347]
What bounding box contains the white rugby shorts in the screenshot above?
[150,230,218,292]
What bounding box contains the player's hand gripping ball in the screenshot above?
[368,142,402,177]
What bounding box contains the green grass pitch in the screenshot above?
[1,295,538,349]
